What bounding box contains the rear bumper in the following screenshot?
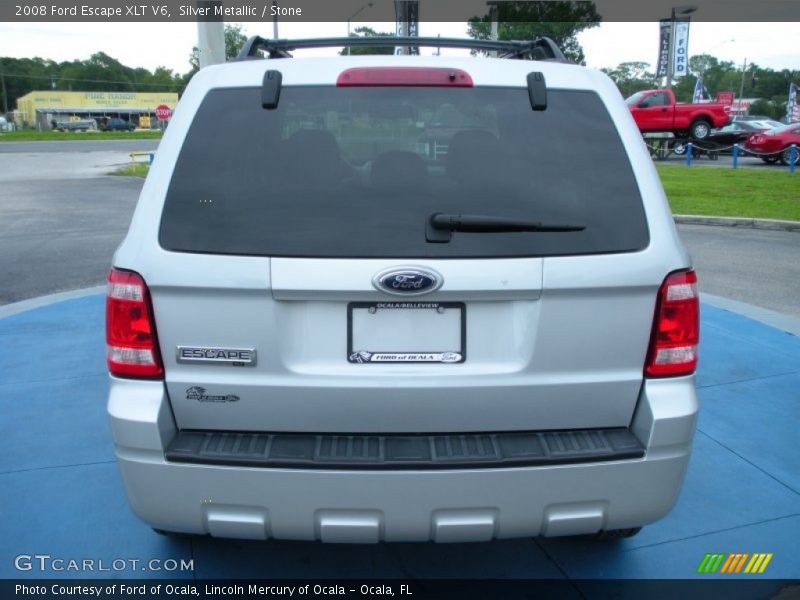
[108,376,698,542]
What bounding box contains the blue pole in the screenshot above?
[791,144,797,174]
[732,144,739,169]
[686,143,693,167]
[148,153,154,165]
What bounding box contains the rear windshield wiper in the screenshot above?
[426,213,585,243]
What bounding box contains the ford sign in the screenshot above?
[373,268,443,296]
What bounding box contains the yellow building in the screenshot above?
[15,91,179,130]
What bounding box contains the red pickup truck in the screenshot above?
[626,89,731,140]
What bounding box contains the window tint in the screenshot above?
[159,87,648,258]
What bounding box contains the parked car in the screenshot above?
[746,119,784,131]
[703,121,769,156]
[626,89,731,140]
[732,114,773,122]
[670,121,771,158]
[99,117,136,132]
[745,123,800,165]
[107,36,699,543]
[54,119,96,132]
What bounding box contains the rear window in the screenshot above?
[159,86,648,258]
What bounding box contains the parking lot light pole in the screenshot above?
[347,2,373,56]
[487,1,499,57]
[665,4,697,90]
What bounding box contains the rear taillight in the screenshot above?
[337,67,473,87]
[645,270,699,378]
[106,268,163,379]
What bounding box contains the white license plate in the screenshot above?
[347,302,466,364]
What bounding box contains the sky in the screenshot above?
[0,21,798,78]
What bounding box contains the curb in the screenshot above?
[701,293,800,337]
[674,215,800,232]
[0,286,105,319]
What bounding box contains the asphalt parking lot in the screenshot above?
[0,139,160,154]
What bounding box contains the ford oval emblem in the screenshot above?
[373,267,443,296]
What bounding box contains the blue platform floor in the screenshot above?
[1,295,798,582]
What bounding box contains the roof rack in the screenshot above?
[235,36,568,62]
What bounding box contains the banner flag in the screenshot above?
[788,83,799,123]
[656,19,671,78]
[672,18,691,78]
[693,76,707,103]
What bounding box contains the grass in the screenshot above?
[0,130,162,142]
[657,164,800,222]
[111,163,150,177]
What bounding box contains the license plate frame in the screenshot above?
[347,301,466,364]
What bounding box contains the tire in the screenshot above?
[779,147,798,166]
[596,527,642,541]
[689,119,711,140]
[672,141,687,156]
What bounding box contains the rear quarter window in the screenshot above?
[159,86,649,258]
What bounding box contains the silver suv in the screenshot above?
[107,37,699,543]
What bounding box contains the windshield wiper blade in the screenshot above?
[426,213,585,243]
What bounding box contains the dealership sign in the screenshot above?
[672,19,691,78]
[656,20,671,77]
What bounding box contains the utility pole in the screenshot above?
[272,0,278,38]
[196,0,225,68]
[346,2,372,56]
[0,60,8,114]
[488,1,499,57]
[738,57,747,113]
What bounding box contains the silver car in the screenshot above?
[107,37,699,543]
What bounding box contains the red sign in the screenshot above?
[154,104,172,120]
[715,91,734,106]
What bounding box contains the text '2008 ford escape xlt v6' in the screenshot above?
[107,36,699,543]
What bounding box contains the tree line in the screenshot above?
[0,25,249,114]
[2,14,797,121]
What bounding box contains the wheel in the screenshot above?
[779,147,798,166]
[689,119,711,140]
[672,141,687,156]
[596,527,642,541]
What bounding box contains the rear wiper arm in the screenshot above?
[426,213,585,243]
